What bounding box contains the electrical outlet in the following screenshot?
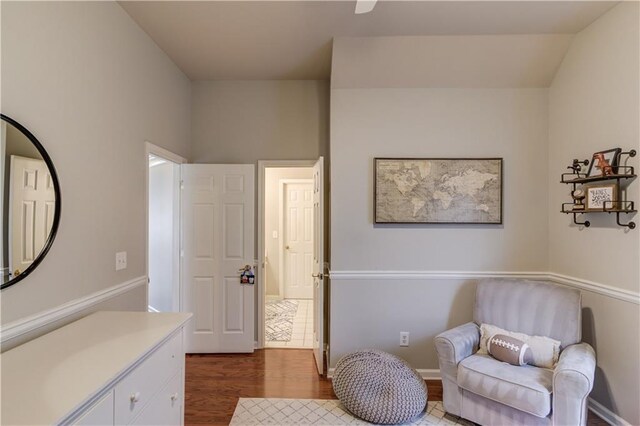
[115,251,127,271]
[400,331,410,347]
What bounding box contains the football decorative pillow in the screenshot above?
[487,334,534,366]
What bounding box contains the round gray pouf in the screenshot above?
[332,350,427,425]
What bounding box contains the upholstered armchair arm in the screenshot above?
[553,343,596,426]
[435,322,480,416]
[435,322,480,374]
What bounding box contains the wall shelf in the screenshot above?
[561,150,637,229]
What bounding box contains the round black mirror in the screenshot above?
[1,114,61,290]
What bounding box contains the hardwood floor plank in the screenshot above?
[185,349,607,425]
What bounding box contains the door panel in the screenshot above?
[182,164,254,353]
[283,182,314,300]
[9,156,55,276]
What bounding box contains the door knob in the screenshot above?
[286,245,290,250]
[312,272,324,279]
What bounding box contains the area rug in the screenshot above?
[265,299,299,341]
[230,398,474,425]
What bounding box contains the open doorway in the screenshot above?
[261,164,315,349]
[146,143,184,313]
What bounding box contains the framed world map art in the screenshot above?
[374,158,503,224]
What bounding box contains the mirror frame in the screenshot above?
[1,114,61,290]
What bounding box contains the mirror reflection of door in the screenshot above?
[1,115,60,289]
[9,155,55,277]
[283,181,314,300]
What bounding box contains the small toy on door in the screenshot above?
[239,265,255,284]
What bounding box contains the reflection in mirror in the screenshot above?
[1,115,60,289]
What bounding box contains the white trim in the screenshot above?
[0,276,147,344]
[588,398,632,426]
[328,270,640,305]
[329,270,547,280]
[547,273,639,305]
[257,160,317,350]
[145,141,187,165]
[417,369,441,380]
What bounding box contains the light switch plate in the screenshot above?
[272,230,278,238]
[115,251,127,271]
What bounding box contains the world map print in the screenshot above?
[375,158,502,223]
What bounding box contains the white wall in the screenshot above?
[264,167,314,297]
[148,161,177,312]
[0,2,191,326]
[548,3,639,423]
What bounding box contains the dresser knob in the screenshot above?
[170,393,179,402]
[130,392,141,403]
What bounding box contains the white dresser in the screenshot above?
[1,311,192,426]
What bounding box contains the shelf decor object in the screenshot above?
[374,158,503,224]
[561,149,636,229]
[586,148,621,177]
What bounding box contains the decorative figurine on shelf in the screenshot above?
[593,153,614,176]
[567,159,589,174]
[571,188,586,210]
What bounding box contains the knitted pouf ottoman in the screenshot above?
[332,350,427,424]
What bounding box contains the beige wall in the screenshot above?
[330,82,549,368]
[0,2,191,325]
[264,167,313,297]
[328,84,550,374]
[548,3,639,423]
[191,80,329,164]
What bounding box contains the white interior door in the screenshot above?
[9,155,55,277]
[181,164,255,353]
[283,181,313,300]
[312,157,325,374]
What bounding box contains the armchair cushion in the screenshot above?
[458,354,553,418]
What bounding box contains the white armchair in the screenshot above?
[435,279,596,426]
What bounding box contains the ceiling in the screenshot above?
[120,1,618,81]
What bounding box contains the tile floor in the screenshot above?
[266,299,313,349]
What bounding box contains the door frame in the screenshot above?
[257,160,316,349]
[279,178,314,300]
[144,142,186,312]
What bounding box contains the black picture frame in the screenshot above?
[374,157,503,224]
[585,148,622,177]
[1,114,62,290]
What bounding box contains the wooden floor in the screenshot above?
[185,349,607,425]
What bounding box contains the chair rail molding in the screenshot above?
[0,276,148,345]
[328,270,639,305]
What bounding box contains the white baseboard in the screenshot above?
[0,276,147,345]
[588,398,631,426]
[416,369,441,380]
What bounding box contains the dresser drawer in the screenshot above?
[130,370,183,426]
[114,331,182,425]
